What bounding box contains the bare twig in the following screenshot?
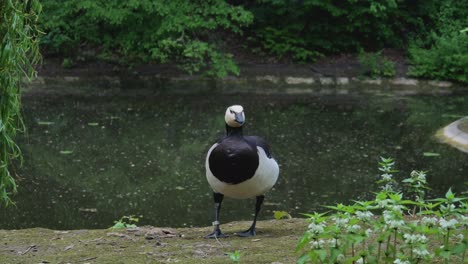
[20,245,36,255]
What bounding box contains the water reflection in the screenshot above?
[1,94,467,229]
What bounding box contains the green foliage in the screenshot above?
[110,215,139,229]
[61,58,73,68]
[408,0,468,84]
[39,0,253,78]
[273,210,292,220]
[297,158,468,263]
[244,0,428,61]
[0,0,42,206]
[409,32,468,83]
[358,51,396,78]
[226,250,242,262]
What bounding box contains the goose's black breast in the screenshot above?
[208,137,259,184]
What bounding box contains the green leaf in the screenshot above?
[59,150,73,155]
[445,188,455,200]
[314,249,327,261]
[452,242,466,255]
[297,253,311,264]
[330,247,342,262]
[111,221,126,229]
[423,152,440,157]
[438,248,451,259]
[37,121,55,125]
[296,233,311,251]
[87,122,99,126]
[273,210,292,220]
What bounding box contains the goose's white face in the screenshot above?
[225,105,245,127]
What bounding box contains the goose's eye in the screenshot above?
[230,109,234,114]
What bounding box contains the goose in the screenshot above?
[205,105,279,238]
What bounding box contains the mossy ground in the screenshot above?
[0,218,306,264]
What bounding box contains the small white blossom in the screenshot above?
[412,248,430,258]
[308,222,325,235]
[381,173,392,181]
[355,211,373,221]
[387,219,405,229]
[439,218,458,230]
[347,224,362,233]
[421,217,438,227]
[394,259,410,264]
[327,238,340,247]
[356,258,364,264]
[310,239,325,249]
[332,216,350,228]
[417,173,426,181]
[403,233,427,244]
[454,233,464,242]
[365,228,373,237]
[378,199,390,208]
[336,254,345,263]
[382,184,394,191]
[440,204,456,214]
[458,215,468,227]
[393,205,404,212]
[383,210,393,221]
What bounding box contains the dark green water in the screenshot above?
[1,93,467,229]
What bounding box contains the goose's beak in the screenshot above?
[235,113,244,125]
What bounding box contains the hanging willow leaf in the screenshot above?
[0,0,42,206]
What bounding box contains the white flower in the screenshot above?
[381,173,392,181]
[332,216,349,228]
[365,228,373,237]
[440,204,456,213]
[394,259,410,264]
[439,218,458,230]
[417,173,426,181]
[310,239,325,249]
[392,205,404,212]
[403,233,427,244]
[404,233,416,243]
[458,215,468,227]
[336,254,345,263]
[383,210,393,221]
[356,258,364,264]
[454,233,464,243]
[347,224,362,233]
[308,222,325,235]
[421,217,438,227]
[382,184,394,191]
[355,211,373,221]
[327,238,340,247]
[412,248,430,258]
[378,199,390,208]
[387,219,405,229]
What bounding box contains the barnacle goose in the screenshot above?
[205,105,279,238]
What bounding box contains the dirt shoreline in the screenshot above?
[0,218,306,264]
[37,53,408,79]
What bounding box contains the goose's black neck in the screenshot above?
[226,124,243,137]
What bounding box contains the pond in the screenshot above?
[1,91,467,230]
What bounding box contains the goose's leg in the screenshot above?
[236,195,264,237]
[205,192,228,238]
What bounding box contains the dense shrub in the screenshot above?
[358,51,396,78]
[38,0,467,81]
[40,0,253,77]
[239,0,430,62]
[409,32,467,83]
[408,0,468,83]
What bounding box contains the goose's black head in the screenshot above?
[225,105,245,128]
